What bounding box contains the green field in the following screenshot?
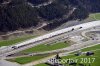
[35,44,100,66]
[81,44,100,52]
[8,42,69,64]
[21,42,69,53]
[0,35,36,47]
[35,63,48,66]
[89,13,100,20]
[8,55,47,64]
[61,44,100,66]
[8,44,100,65]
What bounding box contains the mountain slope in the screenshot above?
[0,0,100,32]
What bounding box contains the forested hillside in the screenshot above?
[0,0,100,32]
[80,0,100,13]
[28,0,49,5]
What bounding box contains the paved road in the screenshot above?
[0,21,100,66]
[81,29,100,39]
[0,21,100,58]
[4,27,100,59]
[0,59,20,66]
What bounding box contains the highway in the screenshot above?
[5,27,100,58]
[0,20,100,59]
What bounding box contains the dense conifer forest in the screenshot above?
[0,0,100,32]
